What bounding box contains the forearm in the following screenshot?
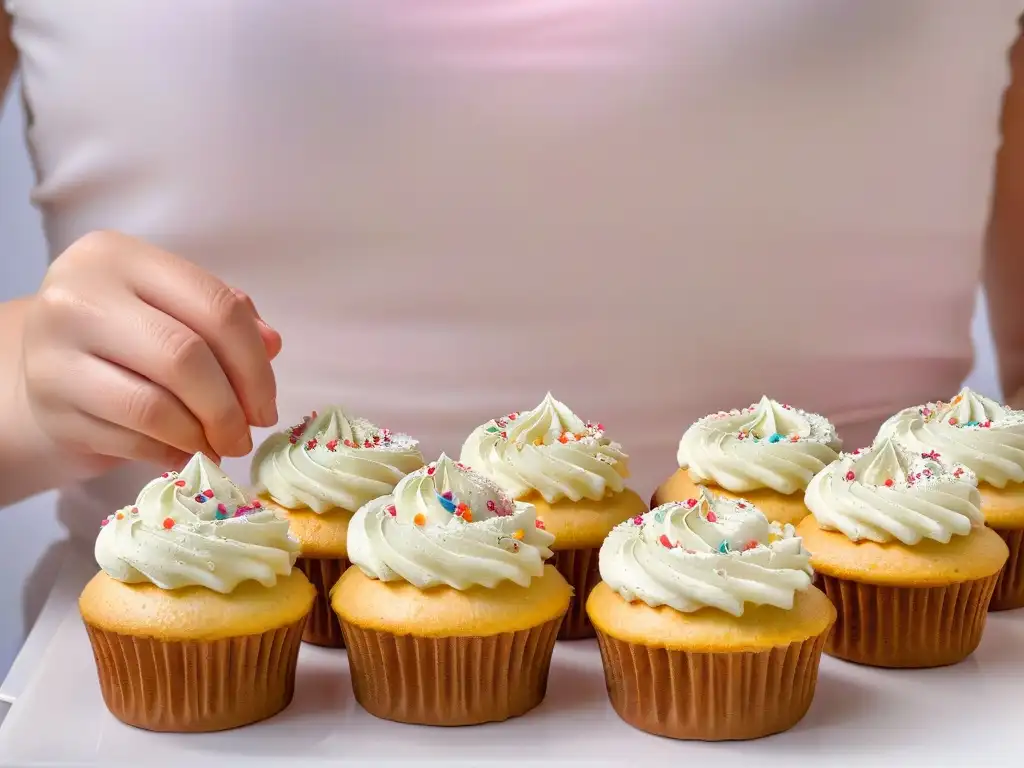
[0,297,70,505]
[986,18,1024,406]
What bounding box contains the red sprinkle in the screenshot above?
[162,517,175,530]
[596,423,605,431]
[845,471,856,482]
[884,479,894,487]
[535,519,546,530]
[100,518,109,527]
[949,417,958,425]
[982,420,992,428]
[343,439,355,448]
[706,511,718,523]
[252,500,262,509]
[427,466,436,476]
[161,473,170,478]
[685,498,697,508]
[217,503,228,514]
[632,515,644,525]
[922,450,941,461]
[364,440,373,448]
[288,436,298,444]
[385,504,397,517]
[508,413,517,421]
[659,534,673,549]
[203,489,215,498]
[737,502,746,509]
[790,436,800,442]
[743,540,759,551]
[131,507,139,515]
[174,480,186,487]
[500,431,508,439]
[326,439,339,451]
[306,438,318,450]
[486,500,496,512]
[954,467,964,478]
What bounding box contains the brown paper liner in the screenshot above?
[296,556,349,647]
[83,618,306,732]
[989,528,1024,611]
[816,572,998,667]
[340,616,563,725]
[549,546,601,640]
[594,630,829,741]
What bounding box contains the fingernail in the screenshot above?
[255,399,278,428]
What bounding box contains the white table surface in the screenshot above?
[2,564,1024,768]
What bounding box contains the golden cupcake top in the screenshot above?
[251,405,424,513]
[599,489,813,617]
[460,392,628,503]
[876,387,1024,488]
[346,454,556,590]
[677,396,842,494]
[95,453,299,594]
[805,436,983,546]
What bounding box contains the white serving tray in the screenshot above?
[1,588,1023,767]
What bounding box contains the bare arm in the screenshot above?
[987,17,1024,407]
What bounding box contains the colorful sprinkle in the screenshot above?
[131,507,138,515]
[174,480,186,487]
[508,413,518,421]
[513,529,525,540]
[884,479,894,487]
[685,498,697,508]
[659,534,673,549]
[922,450,941,461]
[486,425,499,433]
[654,510,666,523]
[306,438,318,450]
[427,466,436,476]
[500,431,508,439]
[948,417,958,426]
[743,540,759,551]
[162,518,175,530]
[386,504,397,517]
[437,493,458,514]
[954,468,964,478]
[115,512,124,520]
[288,435,298,444]
[216,503,228,520]
[100,518,109,527]
[967,421,980,428]
[161,473,170,478]
[344,439,355,448]
[982,420,992,428]
[413,513,426,526]
[845,471,856,482]
[768,433,783,443]
[535,519,546,529]
[455,502,470,517]
[252,500,261,509]
[234,506,249,517]
[558,433,570,444]
[194,494,207,504]
[790,436,800,442]
[363,440,373,448]
[718,540,730,554]
[737,502,746,509]
[534,437,544,446]
[486,500,496,512]
[632,515,644,526]
[706,510,718,523]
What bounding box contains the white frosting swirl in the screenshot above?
[599,489,813,617]
[806,437,983,545]
[459,393,627,503]
[677,396,842,494]
[96,453,300,593]
[348,454,557,590]
[252,405,424,512]
[876,388,1024,488]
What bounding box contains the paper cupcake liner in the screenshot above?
[549,546,601,640]
[594,630,829,741]
[816,572,998,667]
[83,618,306,732]
[296,556,350,647]
[989,528,1024,611]
[340,616,563,726]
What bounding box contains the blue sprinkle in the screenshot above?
[436,493,458,514]
[768,433,783,443]
[718,540,731,554]
[654,511,666,523]
[967,421,980,427]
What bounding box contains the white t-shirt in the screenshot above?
[6,0,1019,545]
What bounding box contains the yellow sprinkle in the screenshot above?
[534,437,544,446]
[513,529,525,540]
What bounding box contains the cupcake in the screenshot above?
[800,437,1008,667]
[79,453,315,732]
[876,387,1024,610]
[332,454,571,726]
[251,405,424,646]
[654,396,842,526]
[459,392,646,639]
[587,489,835,741]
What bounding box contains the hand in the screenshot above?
[20,231,281,476]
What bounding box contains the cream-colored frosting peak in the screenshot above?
[677,396,841,494]
[805,437,983,545]
[460,392,627,503]
[347,454,556,590]
[876,388,1024,488]
[599,489,813,617]
[95,453,300,593]
[252,405,424,513]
